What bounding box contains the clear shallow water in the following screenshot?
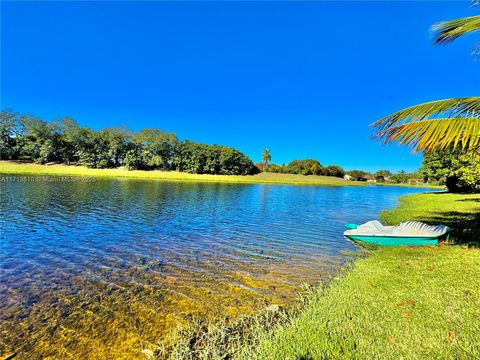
[0,175,428,358]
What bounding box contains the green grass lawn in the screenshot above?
[247,246,480,360]
[160,193,480,359]
[0,161,440,188]
[381,192,480,247]
[0,161,363,186]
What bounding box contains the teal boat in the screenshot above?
[344,221,450,246]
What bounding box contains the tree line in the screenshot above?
[260,159,346,178]
[347,149,480,193]
[2,110,478,192]
[345,169,424,183]
[0,110,259,175]
[259,151,479,193]
[259,159,424,184]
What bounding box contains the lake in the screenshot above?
[0,175,429,358]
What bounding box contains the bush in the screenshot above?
[264,163,288,173]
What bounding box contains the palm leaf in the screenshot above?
[371,97,480,132]
[372,8,480,153]
[431,15,480,44]
[374,117,480,152]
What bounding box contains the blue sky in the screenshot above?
[2,1,478,172]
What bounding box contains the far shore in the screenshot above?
[0,161,441,188]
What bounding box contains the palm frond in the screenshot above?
[431,15,480,44]
[374,117,480,152]
[371,97,480,131]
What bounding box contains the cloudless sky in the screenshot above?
[2,1,479,172]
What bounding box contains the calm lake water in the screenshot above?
[0,175,428,359]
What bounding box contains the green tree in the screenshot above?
[100,127,130,167]
[58,119,127,168]
[263,163,287,173]
[374,169,392,182]
[288,159,322,175]
[310,163,322,176]
[131,129,178,170]
[457,151,480,192]
[20,115,67,163]
[57,117,94,164]
[172,141,257,175]
[322,165,346,178]
[422,148,480,192]
[390,171,409,184]
[218,146,258,175]
[75,129,111,168]
[347,170,369,181]
[262,149,272,171]
[124,143,145,170]
[0,110,24,160]
[173,141,208,174]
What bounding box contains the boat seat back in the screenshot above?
[355,220,386,234]
[395,221,448,236]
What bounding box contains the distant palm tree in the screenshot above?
[262,149,271,171]
[372,4,480,152]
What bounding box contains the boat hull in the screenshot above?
[344,234,447,246]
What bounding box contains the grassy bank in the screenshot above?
[0,161,440,188]
[248,245,480,360]
[158,193,480,359]
[0,161,363,186]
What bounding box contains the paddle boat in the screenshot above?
[344,220,450,246]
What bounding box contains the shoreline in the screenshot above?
[0,161,440,188]
[156,191,480,359]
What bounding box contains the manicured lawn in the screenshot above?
[0,161,363,186]
[0,161,440,188]
[245,193,480,360]
[248,246,480,360]
[381,192,480,246]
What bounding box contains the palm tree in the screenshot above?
[262,149,271,171]
[372,4,480,152]
[372,98,480,152]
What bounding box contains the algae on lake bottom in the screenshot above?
[0,257,330,359]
